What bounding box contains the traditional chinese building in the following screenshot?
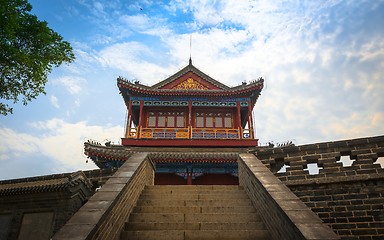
[119,59,262,148]
[86,59,263,185]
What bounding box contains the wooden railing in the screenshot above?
[191,128,240,139]
[126,127,254,140]
[126,128,138,138]
[140,128,189,139]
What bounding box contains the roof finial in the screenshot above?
[189,35,192,65]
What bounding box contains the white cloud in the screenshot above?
[323,112,384,140]
[53,76,86,95]
[0,128,39,155]
[120,14,151,31]
[0,119,124,172]
[50,95,60,108]
[97,42,172,83]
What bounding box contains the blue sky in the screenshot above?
[1,0,383,180]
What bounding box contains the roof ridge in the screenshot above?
[151,63,230,90]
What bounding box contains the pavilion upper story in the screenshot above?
[117,59,263,147]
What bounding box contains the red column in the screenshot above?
[126,100,132,138]
[187,173,193,185]
[138,100,144,139]
[188,100,192,139]
[236,102,242,139]
[248,101,254,139]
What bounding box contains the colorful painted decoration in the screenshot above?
[172,78,208,90]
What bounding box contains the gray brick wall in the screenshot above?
[253,136,384,240]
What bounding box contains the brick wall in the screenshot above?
[0,192,86,240]
[253,136,384,240]
[238,153,339,240]
[0,173,93,240]
[53,152,154,240]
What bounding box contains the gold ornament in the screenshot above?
[172,78,208,90]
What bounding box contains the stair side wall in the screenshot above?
[53,153,154,240]
[239,153,340,240]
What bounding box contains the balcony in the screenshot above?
[122,127,258,147]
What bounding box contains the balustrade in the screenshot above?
[127,127,253,140]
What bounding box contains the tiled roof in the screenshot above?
[84,142,241,167]
[148,152,239,163]
[117,61,264,98]
[84,141,135,161]
[84,141,137,168]
[0,171,92,196]
[117,76,263,97]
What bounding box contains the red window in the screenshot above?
[195,111,233,128]
[147,111,185,128]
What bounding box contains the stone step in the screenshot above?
[145,185,243,191]
[121,230,270,240]
[129,213,260,223]
[120,185,269,240]
[138,192,249,200]
[125,222,265,231]
[136,198,253,207]
[133,205,255,214]
[143,189,246,195]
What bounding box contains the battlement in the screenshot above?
[252,135,384,239]
[254,135,384,183]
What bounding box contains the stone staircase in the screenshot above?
[120,185,270,240]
